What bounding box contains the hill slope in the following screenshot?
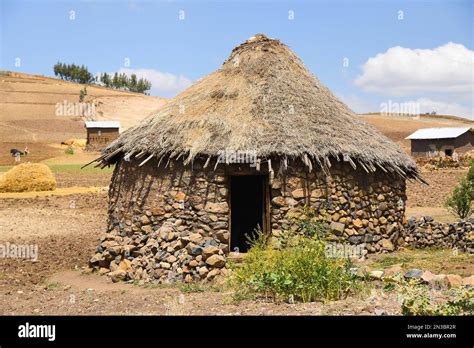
[360,113,473,152]
[0,70,166,164]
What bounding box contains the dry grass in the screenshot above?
[364,248,473,277]
[99,34,420,181]
[0,163,56,192]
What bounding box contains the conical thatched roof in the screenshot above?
[96,34,420,180]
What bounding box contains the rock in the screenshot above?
[462,275,474,287]
[108,270,127,283]
[420,270,436,283]
[380,239,394,251]
[174,191,186,201]
[404,269,423,280]
[379,216,388,225]
[291,188,305,199]
[271,196,297,207]
[215,231,229,243]
[198,266,209,277]
[140,215,151,225]
[118,259,132,272]
[446,274,463,288]
[329,221,345,236]
[370,270,384,279]
[202,245,219,258]
[205,254,225,268]
[353,219,363,229]
[206,269,221,280]
[204,202,229,214]
[374,308,386,316]
[160,262,171,269]
[377,194,385,201]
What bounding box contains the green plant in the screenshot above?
[230,219,360,303]
[398,281,473,316]
[445,178,472,219]
[64,146,74,155]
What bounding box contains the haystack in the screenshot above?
[88,34,421,283]
[0,163,56,192]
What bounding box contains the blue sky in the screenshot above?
[1,0,473,118]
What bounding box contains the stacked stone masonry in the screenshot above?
[89,158,407,282]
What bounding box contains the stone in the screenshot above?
[118,259,132,272]
[291,188,305,199]
[404,269,423,280]
[205,254,226,268]
[189,233,203,243]
[174,191,186,202]
[353,219,363,228]
[377,194,385,201]
[160,262,171,269]
[329,221,345,236]
[204,202,229,214]
[198,266,209,277]
[446,274,463,288]
[370,270,384,279]
[140,215,151,225]
[380,239,394,251]
[108,270,127,283]
[206,269,221,280]
[379,216,388,225]
[215,231,229,243]
[202,245,219,258]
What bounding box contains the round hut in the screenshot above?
[89,34,421,283]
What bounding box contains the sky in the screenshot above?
[1,0,473,119]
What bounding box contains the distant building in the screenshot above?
[85,121,120,150]
[406,127,474,157]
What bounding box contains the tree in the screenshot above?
[445,161,474,219]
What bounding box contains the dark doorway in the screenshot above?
[230,175,267,253]
[444,149,453,157]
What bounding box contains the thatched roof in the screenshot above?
[94,34,421,180]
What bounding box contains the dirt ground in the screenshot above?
[0,173,471,316]
[0,192,409,315]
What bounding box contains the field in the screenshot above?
[0,72,472,315]
[0,70,166,165]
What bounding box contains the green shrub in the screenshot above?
[445,178,472,219]
[64,146,74,155]
[230,222,360,303]
[398,281,473,316]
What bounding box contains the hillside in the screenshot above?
[360,113,473,152]
[0,70,166,164]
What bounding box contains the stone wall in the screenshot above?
[404,216,474,252]
[271,162,406,253]
[88,158,407,283]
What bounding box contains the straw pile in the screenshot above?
[0,163,56,192]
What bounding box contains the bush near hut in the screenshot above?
[230,219,360,303]
[445,161,474,219]
[0,163,56,192]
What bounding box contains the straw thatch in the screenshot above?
[94,34,420,180]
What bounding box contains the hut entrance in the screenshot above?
[230,175,268,253]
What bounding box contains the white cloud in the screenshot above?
[118,68,193,97]
[336,93,376,114]
[408,98,473,120]
[355,43,474,98]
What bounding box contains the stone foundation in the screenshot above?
[89,157,407,283]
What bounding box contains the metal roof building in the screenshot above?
[406,127,473,157]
